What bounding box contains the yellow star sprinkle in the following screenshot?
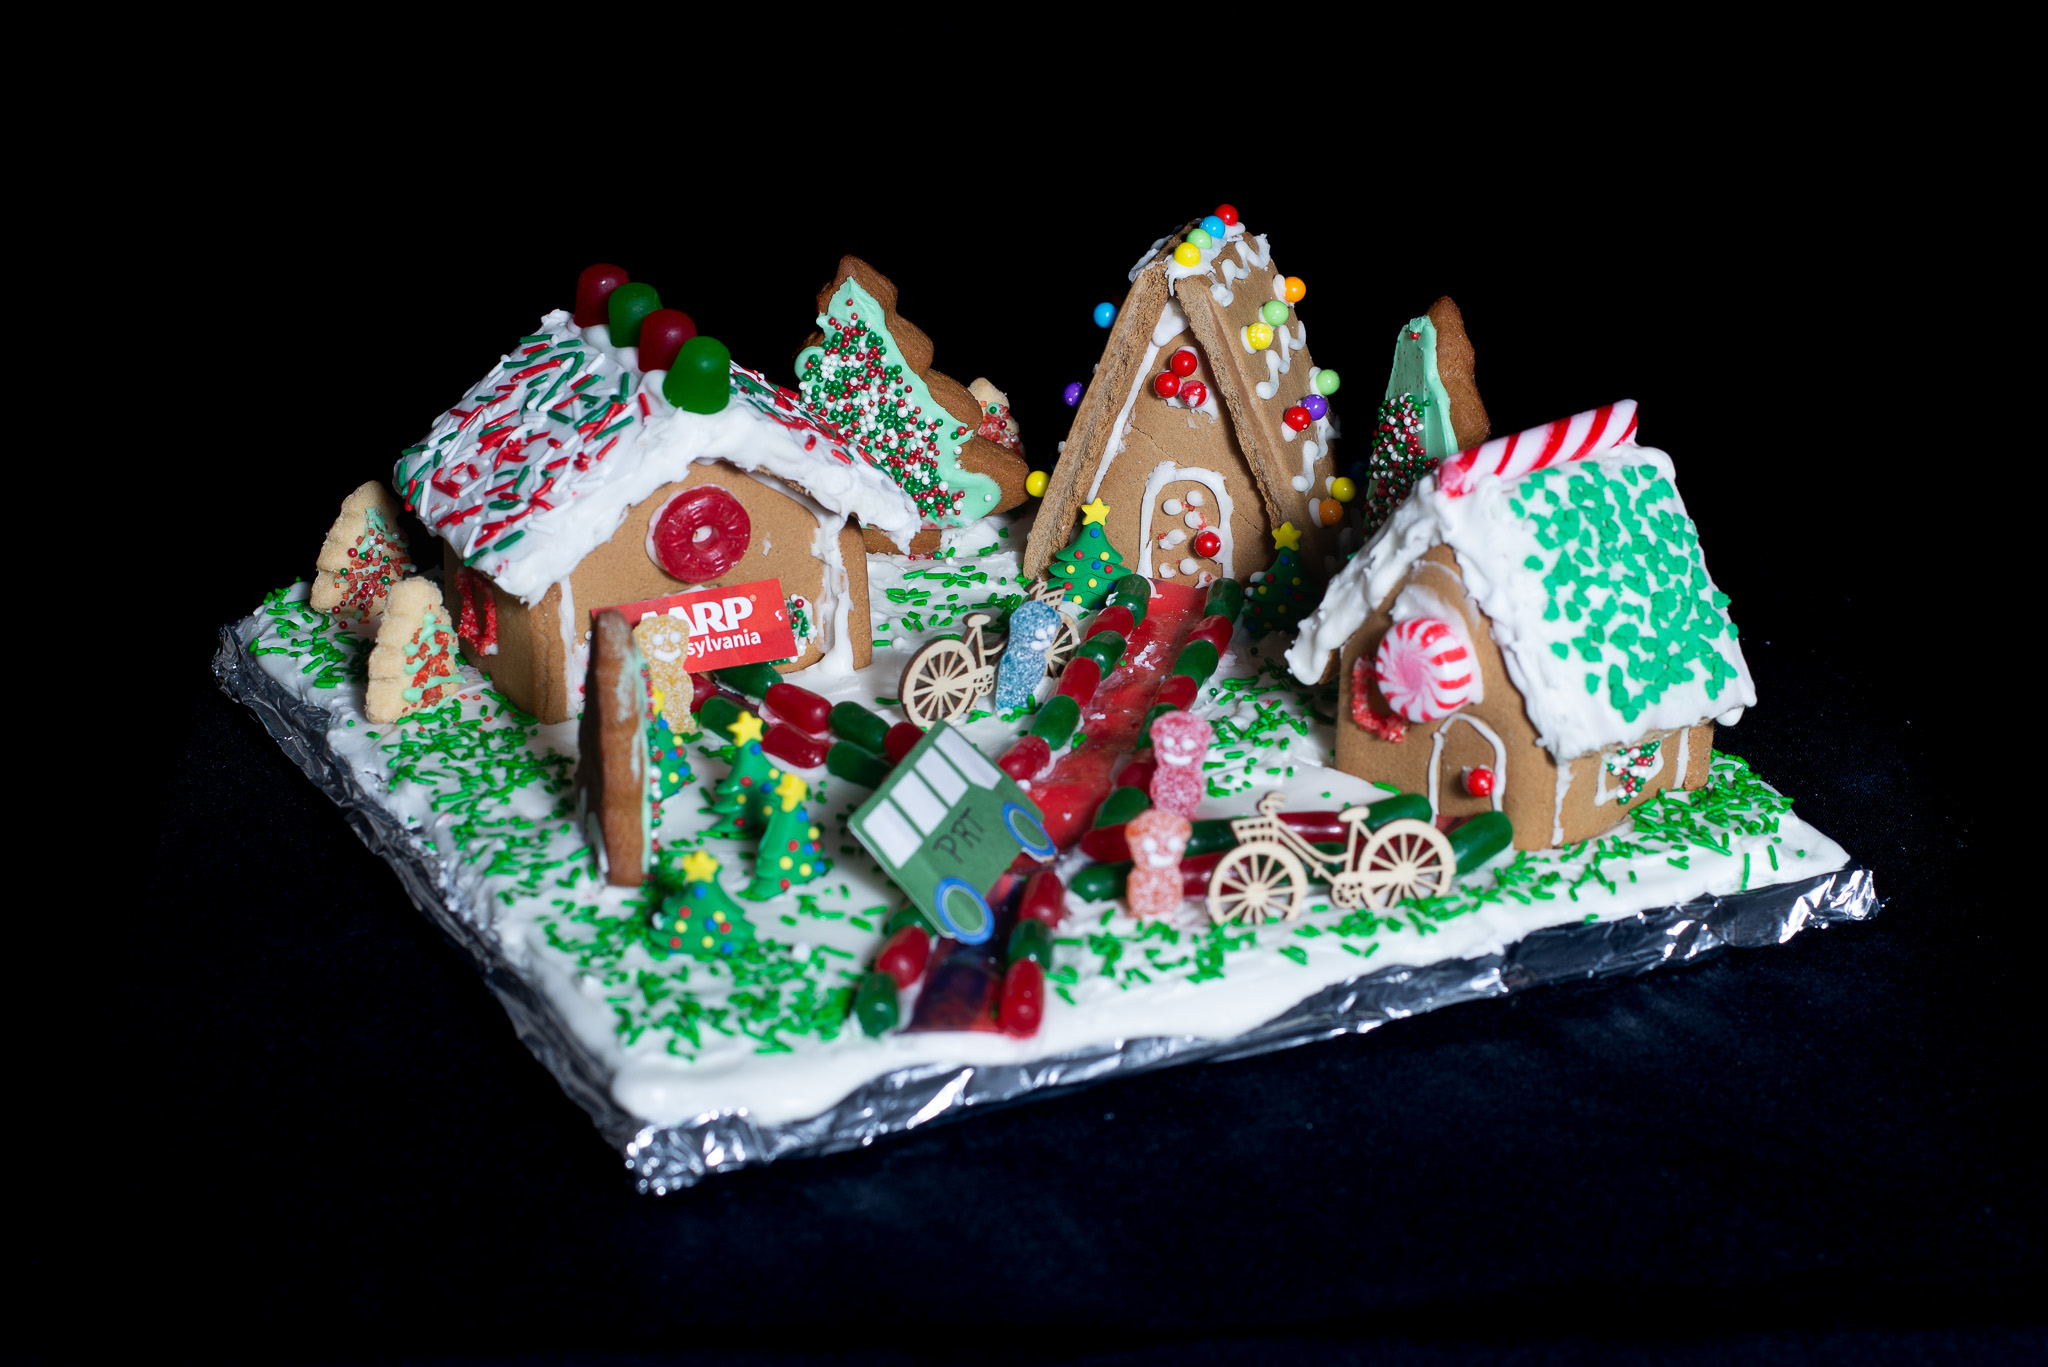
[775,770,807,811]
[1271,521,1302,551]
[726,710,764,746]
[1080,498,1111,525]
[680,850,719,883]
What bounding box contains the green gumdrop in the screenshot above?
[1315,368,1341,397]
[1261,299,1289,327]
[1076,631,1125,673]
[1172,638,1220,684]
[664,335,732,414]
[1008,918,1053,968]
[1109,574,1152,622]
[1029,694,1082,748]
[854,970,900,1037]
[1093,784,1152,829]
[1203,578,1245,624]
[607,282,661,346]
[697,695,742,739]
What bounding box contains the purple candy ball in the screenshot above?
[1301,394,1329,421]
[1062,381,1084,407]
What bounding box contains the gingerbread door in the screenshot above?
[1139,470,1235,589]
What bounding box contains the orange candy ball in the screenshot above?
[1317,499,1343,526]
[1283,276,1306,303]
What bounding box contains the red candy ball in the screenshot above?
[635,308,698,372]
[1283,405,1312,432]
[651,485,749,582]
[1153,372,1181,398]
[1170,348,1199,377]
[1465,766,1496,798]
[1215,204,1239,226]
[1192,528,1223,559]
[573,264,630,327]
[1180,381,1207,409]
[883,721,925,764]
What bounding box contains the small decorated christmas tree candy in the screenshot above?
[993,600,1060,711]
[1124,808,1191,919]
[1146,710,1213,819]
[647,850,756,961]
[1047,508,1126,611]
[364,579,459,724]
[707,710,781,837]
[643,658,694,805]
[311,481,415,621]
[1243,527,1313,638]
[1362,392,1436,536]
[741,772,831,900]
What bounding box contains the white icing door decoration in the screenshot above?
[1427,715,1507,815]
[1138,463,1234,586]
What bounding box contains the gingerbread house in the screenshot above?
[1286,406,1756,850]
[1022,210,1343,591]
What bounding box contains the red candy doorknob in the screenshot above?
[650,485,750,582]
[1192,528,1222,559]
[574,264,629,327]
[1465,766,1496,797]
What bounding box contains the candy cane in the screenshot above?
[1374,617,1477,723]
[1438,400,1639,497]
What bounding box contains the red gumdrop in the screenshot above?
[877,924,931,988]
[1085,605,1135,641]
[999,958,1045,1038]
[1192,529,1223,560]
[765,681,831,737]
[998,734,1051,782]
[1180,381,1208,409]
[762,723,829,769]
[1284,406,1312,432]
[636,308,698,372]
[884,722,925,763]
[1056,655,1101,704]
[1170,348,1199,378]
[573,264,629,327]
[1153,372,1180,399]
[1154,674,1198,711]
[1079,823,1127,862]
[689,673,717,713]
[1466,766,1496,797]
[651,485,750,582]
[1214,204,1238,226]
[1117,757,1157,790]
[1187,614,1235,653]
[1018,869,1066,927]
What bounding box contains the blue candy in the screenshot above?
[994,601,1062,712]
[1062,381,1084,407]
[1092,302,1116,328]
[1201,215,1227,238]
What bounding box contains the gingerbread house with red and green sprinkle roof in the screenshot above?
[1285,406,1758,851]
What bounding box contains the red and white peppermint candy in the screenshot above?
[1439,399,1639,497]
[1374,617,1477,723]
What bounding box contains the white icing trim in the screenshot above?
[1235,233,1271,270]
[558,575,587,720]
[1084,302,1186,504]
[1676,724,1691,789]
[1552,756,1574,847]
[1138,464,1233,580]
[1426,715,1507,816]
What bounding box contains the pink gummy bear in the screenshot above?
[1147,709,1214,819]
[1125,808,1192,919]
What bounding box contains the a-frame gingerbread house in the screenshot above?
[1023,211,1342,591]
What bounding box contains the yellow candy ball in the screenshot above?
[1283,276,1307,303]
[1247,322,1275,351]
[1172,241,1202,267]
[1331,476,1357,502]
[1025,470,1049,498]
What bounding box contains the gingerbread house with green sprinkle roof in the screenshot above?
[1286,403,1757,851]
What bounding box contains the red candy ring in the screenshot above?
[649,485,750,582]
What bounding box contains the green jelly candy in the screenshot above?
[1069,862,1130,901]
[1203,579,1244,623]
[830,701,890,752]
[697,694,743,739]
[1366,792,1432,829]
[1008,917,1054,969]
[1109,574,1152,624]
[1029,694,1082,748]
[854,970,900,1037]
[607,281,661,346]
[884,905,927,936]
[826,742,891,788]
[1076,630,1125,673]
[663,334,732,414]
[1261,299,1290,327]
[1185,819,1236,857]
[1093,784,1152,829]
[1135,703,1181,749]
[714,663,783,699]
[1172,638,1219,684]
[1448,810,1513,874]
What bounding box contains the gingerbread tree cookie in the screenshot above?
[363,579,460,724]
[312,481,415,621]
[796,256,1028,552]
[574,610,651,888]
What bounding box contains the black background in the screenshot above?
[21,100,2036,1365]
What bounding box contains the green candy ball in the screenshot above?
[1315,368,1341,396]
[607,282,661,347]
[664,334,732,414]
[1186,227,1212,249]
[1260,299,1289,327]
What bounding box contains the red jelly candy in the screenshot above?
[765,681,831,737]
[884,722,924,764]
[999,958,1046,1038]
[651,485,749,582]
[1056,655,1101,704]
[689,673,717,712]
[1192,529,1223,560]
[1180,380,1207,409]
[1187,614,1235,653]
[762,722,829,769]
[1153,372,1180,399]
[877,924,931,989]
[573,263,629,327]
[1018,869,1066,928]
[998,734,1051,782]
[1170,348,1199,377]
[636,308,698,372]
[1085,605,1135,641]
[1079,823,1128,862]
[1284,405,1312,432]
[1117,758,1157,790]
[1154,674,1199,711]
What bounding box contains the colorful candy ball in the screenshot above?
[1186,227,1212,250]
[1170,348,1199,378]
[1201,215,1227,238]
[1330,476,1357,502]
[1215,203,1239,225]
[1283,276,1307,303]
[1315,369,1340,396]
[1180,380,1207,408]
[1093,302,1117,328]
[1193,528,1222,559]
[1063,381,1084,406]
[1465,766,1496,798]
[1317,498,1343,526]
[1026,470,1049,498]
[1260,299,1289,327]
[1283,405,1311,432]
[1153,372,1181,398]
[1302,394,1329,421]
[1172,242,1202,268]
[1246,322,1275,351]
